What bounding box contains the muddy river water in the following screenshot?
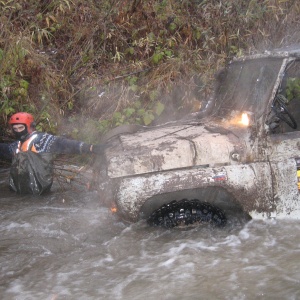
[0,168,299,300]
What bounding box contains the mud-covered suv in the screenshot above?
[98,45,300,227]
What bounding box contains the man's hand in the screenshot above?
[91,143,110,154]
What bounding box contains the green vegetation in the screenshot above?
[286,78,300,102]
[1,0,300,141]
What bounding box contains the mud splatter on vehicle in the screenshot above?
[98,45,300,227]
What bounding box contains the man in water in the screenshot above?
[0,112,108,195]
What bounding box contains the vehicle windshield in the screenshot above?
[214,57,284,119]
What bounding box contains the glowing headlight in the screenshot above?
[240,113,250,126]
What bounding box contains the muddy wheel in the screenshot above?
[147,199,226,228]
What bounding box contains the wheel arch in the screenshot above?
[139,186,251,222]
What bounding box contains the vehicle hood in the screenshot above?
[105,122,245,178]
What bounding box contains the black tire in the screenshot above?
[147,199,226,228]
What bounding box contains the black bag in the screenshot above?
[9,148,54,195]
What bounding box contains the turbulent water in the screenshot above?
[0,168,299,300]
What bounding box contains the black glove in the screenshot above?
[91,143,110,154]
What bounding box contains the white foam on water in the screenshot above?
[1,181,300,300]
[1,221,32,230]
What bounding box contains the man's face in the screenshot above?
[12,124,28,141]
[12,124,26,132]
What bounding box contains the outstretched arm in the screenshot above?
[48,136,109,155]
[33,133,109,155]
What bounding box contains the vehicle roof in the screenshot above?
[232,44,300,62]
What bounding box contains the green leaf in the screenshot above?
[137,108,146,116]
[164,50,172,57]
[124,107,135,117]
[155,102,165,116]
[128,76,138,85]
[193,29,201,40]
[112,111,122,121]
[143,112,155,125]
[129,84,138,92]
[125,47,135,55]
[20,79,29,90]
[169,23,177,32]
[67,101,73,110]
[152,52,164,64]
[134,101,142,109]
[149,90,158,101]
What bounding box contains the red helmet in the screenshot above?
[9,112,35,133]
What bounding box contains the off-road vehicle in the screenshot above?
[98,45,300,227]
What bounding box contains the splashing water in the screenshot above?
[0,169,299,300]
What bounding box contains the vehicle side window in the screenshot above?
[274,60,300,133]
[285,63,300,102]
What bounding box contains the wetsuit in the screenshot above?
[0,132,92,195]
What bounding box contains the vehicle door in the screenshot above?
[266,58,300,218]
[216,57,286,216]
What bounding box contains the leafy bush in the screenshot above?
[1,0,300,142]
